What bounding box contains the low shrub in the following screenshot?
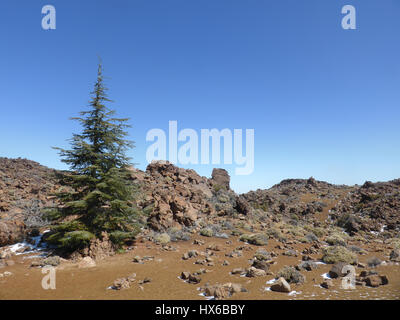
[305,233,318,243]
[304,225,326,238]
[231,229,243,236]
[167,227,191,242]
[347,245,366,254]
[265,227,287,242]
[109,230,138,246]
[239,233,268,246]
[326,233,347,246]
[389,238,400,249]
[277,266,305,284]
[200,228,214,237]
[154,232,171,244]
[254,249,272,261]
[213,184,226,193]
[322,245,357,264]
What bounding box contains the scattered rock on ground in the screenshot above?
[203,282,246,300]
[321,279,334,289]
[246,267,266,277]
[328,262,350,278]
[78,256,96,268]
[270,277,291,293]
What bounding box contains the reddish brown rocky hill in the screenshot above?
[1,157,399,247]
[128,162,250,232]
[0,158,60,245]
[330,179,400,237]
[241,177,353,220]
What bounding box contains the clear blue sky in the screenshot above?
[0,0,399,193]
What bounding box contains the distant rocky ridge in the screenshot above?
[330,179,400,235]
[0,157,399,248]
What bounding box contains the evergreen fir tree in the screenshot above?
[47,63,142,252]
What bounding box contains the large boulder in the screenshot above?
[390,249,400,262]
[328,262,350,278]
[356,271,389,288]
[246,267,267,277]
[0,221,26,246]
[252,260,270,272]
[321,279,334,289]
[297,261,318,272]
[235,196,251,215]
[365,275,382,287]
[211,168,230,190]
[270,277,291,293]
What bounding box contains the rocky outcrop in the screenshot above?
[0,221,26,247]
[1,157,399,260]
[0,158,60,246]
[241,177,349,220]
[0,159,250,249]
[136,162,215,231]
[330,179,400,237]
[211,168,230,190]
[130,162,246,231]
[234,195,251,215]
